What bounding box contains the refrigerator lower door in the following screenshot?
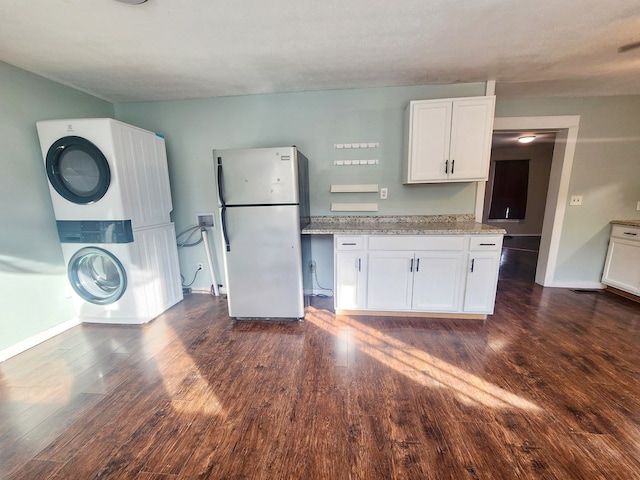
[222,204,304,319]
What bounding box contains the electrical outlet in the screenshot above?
[309,260,317,273]
[637,201,640,211]
[380,187,388,200]
[570,195,583,206]
[197,263,204,270]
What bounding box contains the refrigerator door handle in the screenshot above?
[217,156,226,207]
[221,206,231,252]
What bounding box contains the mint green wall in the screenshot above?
[114,83,487,291]
[2,61,639,356]
[0,61,113,354]
[496,96,640,285]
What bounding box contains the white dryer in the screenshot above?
[37,118,173,228]
[58,220,183,324]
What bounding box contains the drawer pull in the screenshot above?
[410,258,414,272]
[358,258,361,272]
[470,258,475,273]
[479,243,496,246]
[416,258,420,272]
[341,242,357,245]
[623,232,638,236]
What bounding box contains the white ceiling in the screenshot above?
[1,0,639,103]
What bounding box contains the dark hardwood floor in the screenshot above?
[2,270,640,478]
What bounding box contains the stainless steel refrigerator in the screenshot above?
[214,146,310,320]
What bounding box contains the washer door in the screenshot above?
[68,247,127,305]
[46,136,111,204]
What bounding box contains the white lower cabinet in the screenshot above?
[463,236,503,314]
[412,252,465,312]
[367,251,414,310]
[602,225,640,296]
[334,234,503,316]
[334,237,367,310]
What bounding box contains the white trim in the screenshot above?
[543,282,605,290]
[0,317,80,363]
[492,115,580,287]
[485,80,496,96]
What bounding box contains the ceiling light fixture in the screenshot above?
[518,135,536,144]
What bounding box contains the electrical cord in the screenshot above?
[176,225,203,248]
[181,266,202,287]
[311,269,333,298]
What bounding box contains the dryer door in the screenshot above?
[68,247,127,305]
[46,136,111,204]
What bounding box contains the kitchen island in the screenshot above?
[303,215,506,319]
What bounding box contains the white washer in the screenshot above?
[37,118,173,228]
[59,221,183,324]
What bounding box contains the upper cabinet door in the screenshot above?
[406,101,452,182]
[403,96,495,184]
[449,97,496,181]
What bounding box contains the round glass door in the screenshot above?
[68,247,127,305]
[46,136,111,204]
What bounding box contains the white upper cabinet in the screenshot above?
[403,96,496,183]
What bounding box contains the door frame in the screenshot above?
[475,115,580,286]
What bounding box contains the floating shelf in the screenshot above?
[330,184,379,193]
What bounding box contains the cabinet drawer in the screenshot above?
[611,225,640,242]
[368,235,465,251]
[335,236,364,251]
[469,236,503,251]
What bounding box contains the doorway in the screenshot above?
[484,131,556,282]
[478,116,581,286]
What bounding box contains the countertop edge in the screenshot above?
[611,220,640,227]
[302,215,506,235]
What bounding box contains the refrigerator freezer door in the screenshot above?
[215,147,299,206]
[222,204,304,319]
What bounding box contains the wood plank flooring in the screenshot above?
[2,276,640,479]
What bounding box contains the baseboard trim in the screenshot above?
[0,317,80,363]
[605,286,640,303]
[544,281,605,290]
[335,309,486,320]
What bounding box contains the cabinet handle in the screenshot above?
[479,243,496,246]
[416,258,420,272]
[623,232,638,236]
[342,242,357,245]
[358,258,361,272]
[445,160,449,174]
[410,258,414,272]
[470,258,475,273]
[451,159,455,174]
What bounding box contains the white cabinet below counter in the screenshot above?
[403,96,495,184]
[602,224,640,297]
[334,233,503,318]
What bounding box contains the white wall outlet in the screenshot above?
[637,201,640,211]
[197,263,204,270]
[570,195,583,206]
[380,187,388,200]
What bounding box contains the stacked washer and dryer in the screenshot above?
[37,118,183,324]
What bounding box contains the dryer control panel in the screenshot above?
[57,220,133,244]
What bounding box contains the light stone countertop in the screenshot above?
[302,215,506,235]
[611,220,640,228]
